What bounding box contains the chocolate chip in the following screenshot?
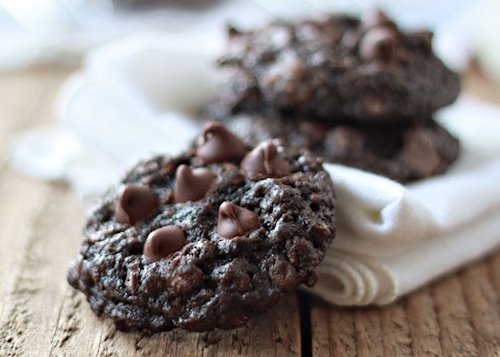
[144,226,187,261]
[410,30,433,53]
[174,164,215,203]
[217,202,260,239]
[359,27,399,62]
[241,140,290,178]
[196,121,247,163]
[115,184,159,225]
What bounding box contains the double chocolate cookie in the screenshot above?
[68,122,336,332]
[212,11,460,123]
[207,10,461,182]
[225,115,460,182]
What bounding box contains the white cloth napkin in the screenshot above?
[9,34,500,306]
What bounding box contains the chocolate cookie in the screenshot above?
[225,115,460,182]
[68,122,336,332]
[211,10,460,123]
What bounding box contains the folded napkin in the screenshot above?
[9,34,500,306]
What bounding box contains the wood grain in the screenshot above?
[405,289,443,356]
[310,256,500,357]
[47,291,300,357]
[460,258,500,356]
[311,301,357,356]
[0,68,499,356]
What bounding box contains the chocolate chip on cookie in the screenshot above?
[241,140,290,178]
[115,184,159,225]
[196,121,246,163]
[174,164,215,203]
[68,124,336,332]
[216,202,260,239]
[144,226,187,261]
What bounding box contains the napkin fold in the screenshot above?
[9,34,500,306]
[307,164,500,305]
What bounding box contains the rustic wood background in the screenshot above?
[0,67,499,356]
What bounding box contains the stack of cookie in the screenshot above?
[66,10,461,333]
[208,10,461,182]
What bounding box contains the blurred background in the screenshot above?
[0,0,498,79]
[2,0,500,195]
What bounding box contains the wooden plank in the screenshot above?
[405,289,443,356]
[310,298,356,357]
[0,68,76,356]
[48,288,103,355]
[0,185,85,356]
[432,275,478,356]
[59,293,301,357]
[353,308,384,357]
[378,303,412,357]
[49,287,301,356]
[310,253,500,357]
[311,302,389,357]
[460,260,500,356]
[310,298,332,356]
[0,174,52,356]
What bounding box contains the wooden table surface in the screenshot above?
[0,68,499,357]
